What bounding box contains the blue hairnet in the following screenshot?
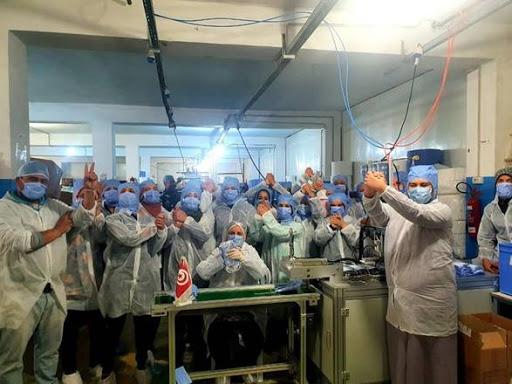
[222,176,240,191]
[248,179,262,189]
[118,182,140,197]
[103,179,120,190]
[181,179,202,200]
[16,161,49,180]
[333,175,348,184]
[277,194,296,209]
[252,186,273,206]
[328,192,350,207]
[324,183,335,194]
[394,171,408,184]
[407,165,438,196]
[139,179,156,191]
[354,182,364,192]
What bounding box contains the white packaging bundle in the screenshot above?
[437,168,466,195]
[437,194,465,221]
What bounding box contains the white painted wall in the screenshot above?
[286,129,323,183]
[342,70,467,167]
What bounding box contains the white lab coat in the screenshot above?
[364,186,457,337]
[196,242,271,288]
[165,206,216,292]
[0,192,94,329]
[314,215,360,261]
[476,197,512,265]
[260,211,304,284]
[98,208,167,318]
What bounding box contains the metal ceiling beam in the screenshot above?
[236,0,339,118]
[422,0,512,54]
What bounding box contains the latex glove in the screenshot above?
[173,208,188,224]
[364,171,387,197]
[228,248,245,261]
[482,258,499,274]
[155,213,166,230]
[257,202,271,216]
[265,173,276,187]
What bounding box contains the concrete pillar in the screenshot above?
[125,143,140,181]
[0,31,29,195]
[140,154,151,181]
[91,120,114,179]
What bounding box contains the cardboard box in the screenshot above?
[474,313,512,378]
[458,314,509,384]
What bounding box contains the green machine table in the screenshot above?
[153,289,320,384]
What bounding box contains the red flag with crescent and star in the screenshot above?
[175,256,193,306]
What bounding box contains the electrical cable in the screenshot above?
[236,122,265,179]
[154,10,455,155]
[456,181,472,195]
[392,161,400,188]
[154,12,311,28]
[142,0,185,170]
[387,62,419,154]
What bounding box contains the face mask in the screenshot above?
[181,196,200,214]
[334,185,347,194]
[103,189,119,207]
[118,192,139,214]
[296,204,311,220]
[223,189,239,205]
[409,186,433,204]
[497,182,512,199]
[143,190,160,204]
[330,205,346,217]
[228,234,244,248]
[21,182,47,201]
[277,207,293,223]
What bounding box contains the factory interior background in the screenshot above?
[1,1,512,384]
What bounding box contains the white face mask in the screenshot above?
[408,186,433,204]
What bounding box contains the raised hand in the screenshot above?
[257,202,271,216]
[265,173,276,187]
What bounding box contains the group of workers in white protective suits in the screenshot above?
[0,159,510,384]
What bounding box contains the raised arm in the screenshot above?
[106,215,157,247]
[196,247,225,281]
[380,187,451,229]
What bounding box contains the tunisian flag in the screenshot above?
[175,257,193,306]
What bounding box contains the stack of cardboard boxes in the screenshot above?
[459,313,512,384]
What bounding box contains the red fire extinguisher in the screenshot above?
[466,189,482,239]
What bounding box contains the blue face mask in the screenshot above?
[334,185,347,194]
[497,182,512,199]
[409,186,433,204]
[277,206,293,223]
[223,189,239,205]
[228,234,244,248]
[143,190,160,204]
[21,182,47,201]
[181,196,200,214]
[296,204,311,220]
[118,192,139,214]
[330,205,346,217]
[103,189,119,207]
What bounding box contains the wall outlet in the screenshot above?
[472,176,484,184]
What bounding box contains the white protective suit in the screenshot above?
[314,215,360,261]
[196,242,271,288]
[476,196,512,265]
[98,208,167,319]
[363,186,457,337]
[259,211,304,284]
[0,192,95,329]
[165,205,216,293]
